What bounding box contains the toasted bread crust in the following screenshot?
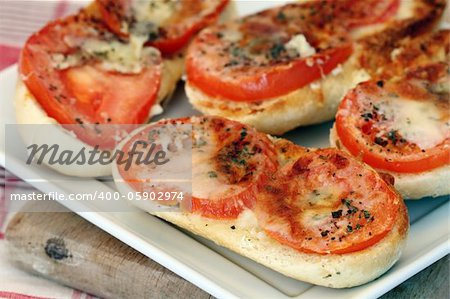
[152,197,408,288]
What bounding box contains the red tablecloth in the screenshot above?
[1,2,97,298]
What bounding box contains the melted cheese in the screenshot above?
[222,29,243,43]
[285,34,316,57]
[381,98,447,149]
[191,133,238,199]
[352,69,371,84]
[236,209,259,229]
[57,34,159,74]
[132,0,176,27]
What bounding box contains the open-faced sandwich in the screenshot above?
[15,0,234,177]
[185,0,446,135]
[95,0,234,55]
[330,30,449,199]
[113,115,409,288]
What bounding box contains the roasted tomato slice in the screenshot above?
[19,11,162,147]
[255,148,403,254]
[118,116,278,219]
[96,0,230,55]
[337,0,400,28]
[186,1,353,102]
[335,69,450,173]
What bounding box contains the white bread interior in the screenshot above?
[329,124,450,200]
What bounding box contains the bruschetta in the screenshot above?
[14,1,233,177]
[95,0,234,55]
[113,115,409,288]
[330,64,449,200]
[185,0,446,135]
[330,29,449,199]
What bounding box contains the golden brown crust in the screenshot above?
[152,194,408,288]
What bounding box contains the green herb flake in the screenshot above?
[231,47,241,57]
[148,31,159,41]
[361,112,373,120]
[331,210,343,218]
[387,130,398,143]
[269,43,285,59]
[276,11,287,21]
[240,129,247,140]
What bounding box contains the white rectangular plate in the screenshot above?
[1,1,449,298]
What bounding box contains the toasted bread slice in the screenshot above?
[186,0,446,135]
[14,0,236,177]
[357,14,449,80]
[113,116,409,288]
[146,137,409,288]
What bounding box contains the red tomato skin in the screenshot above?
[186,43,353,103]
[19,14,162,148]
[96,0,230,55]
[254,149,403,254]
[335,84,450,173]
[147,0,230,55]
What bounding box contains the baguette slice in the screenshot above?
[329,27,450,199]
[186,0,446,135]
[14,0,236,177]
[113,117,409,288]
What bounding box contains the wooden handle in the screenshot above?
[5,202,448,298]
[5,202,209,299]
